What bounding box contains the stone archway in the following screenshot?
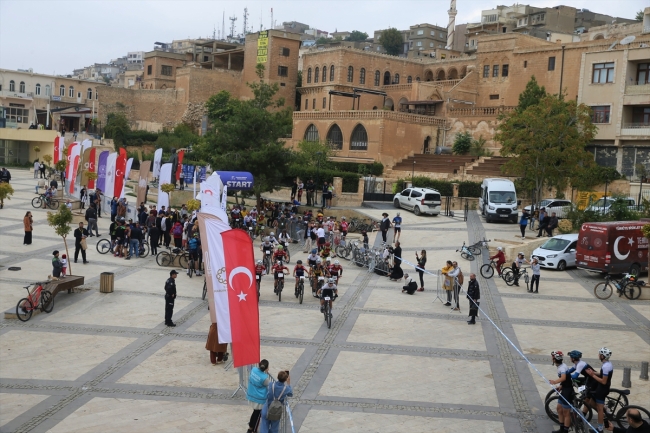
[424,70,433,82]
[448,68,459,79]
[436,69,446,81]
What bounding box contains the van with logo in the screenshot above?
[576,221,648,275]
[479,178,519,223]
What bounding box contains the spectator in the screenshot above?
[388,242,404,281]
[466,273,480,324]
[326,183,334,209]
[259,370,293,433]
[380,213,391,243]
[128,222,143,259]
[117,198,127,219]
[392,212,402,243]
[529,207,539,230]
[305,179,315,206]
[110,197,118,222]
[172,220,183,248]
[50,178,58,190]
[529,257,540,293]
[402,273,418,294]
[605,407,649,432]
[290,180,298,201]
[23,211,33,245]
[246,359,271,433]
[297,180,304,203]
[147,211,159,256]
[536,207,548,238]
[79,186,87,209]
[73,222,89,264]
[51,250,63,278]
[85,204,99,237]
[546,212,559,237]
[0,167,11,183]
[415,250,426,291]
[448,261,462,311]
[206,322,229,365]
[39,161,46,179]
[65,199,72,210]
[33,160,40,179]
[60,254,68,277]
[519,209,530,240]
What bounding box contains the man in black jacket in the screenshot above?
[536,208,548,237]
[73,222,89,264]
[546,212,559,237]
[305,179,315,206]
[0,167,11,183]
[401,273,418,295]
[164,270,178,326]
[466,273,480,324]
[85,204,99,237]
[380,213,391,243]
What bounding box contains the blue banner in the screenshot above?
[182,164,195,184]
[198,166,207,182]
[218,171,254,190]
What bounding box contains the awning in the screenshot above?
[328,90,359,98]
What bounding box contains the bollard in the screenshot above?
[622,367,632,388]
[641,361,649,381]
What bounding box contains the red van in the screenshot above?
[576,221,648,275]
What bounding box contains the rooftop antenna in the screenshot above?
[260,7,263,31]
[229,15,237,38]
[243,7,249,36]
[270,7,274,29]
[222,11,225,40]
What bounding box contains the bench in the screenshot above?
[4,275,85,320]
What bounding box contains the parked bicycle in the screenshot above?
[456,242,476,261]
[31,193,59,210]
[156,248,189,268]
[594,274,643,300]
[16,282,53,322]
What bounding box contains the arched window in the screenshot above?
[330,65,334,81]
[326,124,343,150]
[69,86,74,97]
[350,124,368,151]
[96,89,98,99]
[347,66,354,83]
[87,88,92,99]
[394,73,400,84]
[304,124,320,142]
[35,83,41,95]
[359,68,366,85]
[374,70,380,86]
[19,81,26,93]
[383,71,391,85]
[416,77,421,82]
[9,80,15,91]
[407,76,412,83]
[59,85,65,96]
[307,68,312,84]
[314,67,319,83]
[322,66,327,82]
[45,85,51,96]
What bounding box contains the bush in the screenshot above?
[452,131,472,155]
[558,219,573,234]
[329,161,384,176]
[393,177,481,198]
[458,181,482,198]
[286,165,360,193]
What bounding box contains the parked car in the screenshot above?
[393,187,441,216]
[532,234,579,271]
[524,199,572,219]
[585,196,637,215]
[479,178,519,223]
[576,221,648,276]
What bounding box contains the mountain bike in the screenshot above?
[275,273,284,302]
[256,273,262,300]
[322,295,333,328]
[480,260,512,281]
[335,239,351,260]
[32,194,59,210]
[247,224,256,241]
[296,276,305,304]
[156,248,189,268]
[594,274,642,300]
[456,242,475,261]
[16,282,53,322]
[96,238,115,254]
[504,267,529,287]
[262,248,273,271]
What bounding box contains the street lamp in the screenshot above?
[412,160,416,181]
[315,151,322,208]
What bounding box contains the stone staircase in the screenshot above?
[465,156,509,177]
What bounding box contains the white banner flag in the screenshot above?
[157,163,172,209]
[221,185,228,211]
[104,152,117,200]
[120,157,134,199]
[153,148,163,178]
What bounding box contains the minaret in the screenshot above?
[447,0,457,50]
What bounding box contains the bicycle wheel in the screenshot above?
[40,291,54,313]
[202,280,207,300]
[178,253,189,269]
[157,251,172,267]
[326,304,332,329]
[615,405,650,430]
[544,396,592,424]
[460,251,475,261]
[468,246,481,255]
[524,273,530,284]
[572,411,588,433]
[139,242,150,258]
[593,282,613,300]
[623,282,642,300]
[278,280,282,302]
[188,259,194,278]
[503,271,515,285]
[31,197,43,208]
[606,389,630,412]
[48,199,60,210]
[480,264,495,279]
[299,282,304,304]
[16,298,33,322]
[285,248,291,264]
[335,245,347,259]
[96,239,111,254]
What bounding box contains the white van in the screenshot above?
[479,178,519,223]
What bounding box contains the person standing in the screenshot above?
[388,241,403,280]
[441,260,454,306]
[415,250,426,291]
[529,257,540,293]
[79,186,87,209]
[33,160,40,179]
[466,273,480,324]
[94,189,103,217]
[147,211,159,256]
[306,179,315,206]
[259,371,293,433]
[392,212,402,243]
[164,270,178,327]
[206,322,229,365]
[536,208,548,238]
[51,250,63,278]
[128,222,143,259]
[39,162,46,179]
[23,211,33,245]
[448,261,462,311]
[297,180,304,204]
[110,197,118,222]
[246,359,271,433]
[321,181,329,208]
[85,205,99,237]
[380,213,391,243]
[73,222,89,264]
[519,209,530,240]
[290,180,298,202]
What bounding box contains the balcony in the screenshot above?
[625,83,650,95]
[620,123,650,137]
[0,90,34,101]
[623,82,650,105]
[293,110,448,127]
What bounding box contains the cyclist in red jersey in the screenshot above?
[271,260,289,293]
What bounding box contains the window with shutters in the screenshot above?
[314,67,319,83]
[360,68,366,85]
[374,70,380,86]
[347,66,353,83]
[350,124,368,151]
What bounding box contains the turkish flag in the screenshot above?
[114,148,127,198]
[221,229,260,368]
[69,155,79,194]
[87,148,97,189]
[65,142,78,179]
[176,150,184,181]
[53,137,60,164]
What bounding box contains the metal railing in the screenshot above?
[292,110,448,126]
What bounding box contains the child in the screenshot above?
[60,254,68,277]
[51,250,63,279]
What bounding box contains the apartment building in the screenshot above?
[408,24,448,56]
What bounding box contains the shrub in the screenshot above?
[458,181,482,198]
[392,177,481,198]
[452,131,472,155]
[558,219,573,234]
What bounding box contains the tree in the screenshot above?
[104,112,131,148]
[34,146,41,161]
[196,64,294,203]
[161,183,176,206]
[516,76,547,113]
[43,154,53,167]
[378,28,403,56]
[452,131,472,154]
[635,10,644,21]
[495,94,597,204]
[570,166,621,192]
[47,205,73,274]
[316,36,329,45]
[346,30,369,41]
[469,135,493,158]
[0,183,14,209]
[293,140,336,169]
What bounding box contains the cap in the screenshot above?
[170,270,179,275]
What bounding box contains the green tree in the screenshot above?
[346,30,369,41]
[196,64,294,203]
[293,140,336,169]
[635,10,644,21]
[0,182,14,209]
[452,131,472,154]
[316,36,329,45]
[47,205,73,274]
[516,76,547,113]
[570,166,621,192]
[104,112,131,148]
[495,94,597,204]
[378,28,403,56]
[469,135,493,157]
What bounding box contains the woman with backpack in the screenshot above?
[260,370,293,433]
[171,220,183,248]
[246,359,271,433]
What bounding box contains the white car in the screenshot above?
[531,234,579,271]
[585,196,637,215]
[524,199,572,219]
[393,187,441,216]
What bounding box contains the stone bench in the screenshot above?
[4,275,85,319]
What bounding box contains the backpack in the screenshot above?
[457,270,464,286]
[266,383,287,421]
[172,223,183,236]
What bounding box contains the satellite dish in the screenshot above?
[620,35,636,45]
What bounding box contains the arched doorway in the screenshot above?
[423,136,431,154]
[350,124,368,151]
[448,68,458,79]
[436,69,446,81]
[424,70,433,81]
[384,98,394,111]
[398,97,408,112]
[383,71,391,85]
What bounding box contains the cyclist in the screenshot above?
[271,260,289,294]
[273,245,288,263]
[512,252,529,287]
[230,205,241,227]
[243,213,255,231]
[260,237,275,262]
[187,233,201,276]
[328,260,343,284]
[278,229,291,250]
[43,186,54,208]
[318,278,338,314]
[310,258,327,296]
[320,241,332,260]
[254,260,266,290]
[293,260,308,296]
[307,249,319,267]
[114,218,127,258]
[489,247,506,276]
[567,350,589,380]
[549,350,573,433]
[583,347,614,433]
[339,216,348,240]
[267,231,278,245]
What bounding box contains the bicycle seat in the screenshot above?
[172,248,181,254]
[619,389,631,396]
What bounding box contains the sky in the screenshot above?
[0,0,645,75]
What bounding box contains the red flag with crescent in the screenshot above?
[176,150,184,181]
[114,148,127,198]
[69,155,79,194]
[87,148,97,189]
[53,137,61,164]
[221,229,260,368]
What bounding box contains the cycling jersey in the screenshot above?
[255,265,266,275]
[556,363,574,401]
[273,251,287,262]
[328,266,342,277]
[272,265,288,278]
[392,216,402,228]
[320,247,331,258]
[267,236,278,244]
[307,253,319,265]
[568,360,588,380]
[593,361,613,400]
[312,266,325,276]
[340,221,348,233]
[320,284,337,298]
[261,243,273,251]
[294,265,307,277]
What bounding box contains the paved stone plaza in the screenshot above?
[1,169,648,433]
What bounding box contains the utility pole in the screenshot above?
[229,15,237,39]
[222,11,225,40]
[243,7,249,36]
[270,7,273,30]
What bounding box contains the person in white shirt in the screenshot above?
[33,161,40,179]
[316,225,326,251]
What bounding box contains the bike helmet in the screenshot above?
[325,242,331,247]
[276,260,282,265]
[551,350,564,362]
[599,347,612,360]
[277,245,283,250]
[334,260,339,265]
[497,247,503,251]
[257,260,262,265]
[311,249,317,254]
[341,216,346,220]
[270,231,275,236]
[328,278,335,283]
[316,258,322,264]
[326,257,331,262]
[297,260,302,264]
[568,350,582,360]
[518,252,524,256]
